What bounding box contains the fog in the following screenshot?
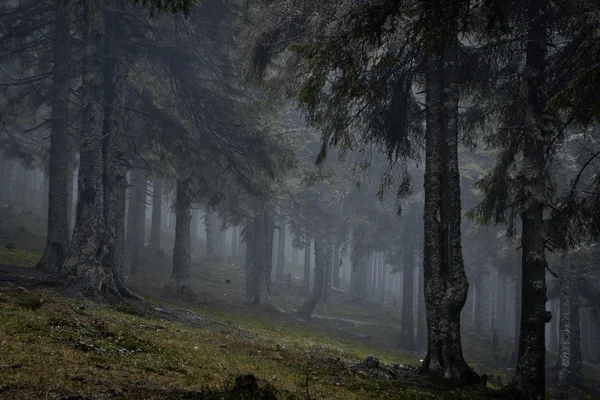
[0,0,599,399]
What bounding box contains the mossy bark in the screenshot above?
[149,177,162,250]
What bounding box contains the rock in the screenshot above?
[16,287,28,293]
[363,356,380,368]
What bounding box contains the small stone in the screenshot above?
[16,287,28,293]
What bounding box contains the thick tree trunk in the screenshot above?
[421,42,475,382]
[303,234,311,296]
[171,179,191,283]
[401,244,415,349]
[149,177,162,249]
[37,6,71,272]
[366,252,374,296]
[590,309,600,363]
[63,3,126,296]
[276,217,285,282]
[512,1,550,397]
[126,168,148,275]
[298,233,325,320]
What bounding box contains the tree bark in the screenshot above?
[37,5,71,272]
[401,244,415,349]
[303,234,311,296]
[63,2,126,296]
[323,235,333,306]
[549,298,559,352]
[252,210,274,306]
[149,177,162,249]
[512,0,550,397]
[332,239,340,289]
[244,223,255,299]
[351,250,368,303]
[299,233,326,320]
[171,179,191,283]
[205,210,215,259]
[421,42,475,382]
[276,217,285,282]
[114,174,127,281]
[126,168,148,275]
[231,225,239,260]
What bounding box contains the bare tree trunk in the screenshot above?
[421,42,475,382]
[276,217,285,282]
[378,254,385,303]
[231,225,239,260]
[512,1,550,397]
[417,260,427,352]
[401,244,415,349]
[172,179,191,283]
[63,3,127,296]
[244,223,255,300]
[299,233,326,320]
[205,210,215,259]
[114,169,127,281]
[332,239,341,289]
[37,5,71,272]
[126,168,148,275]
[323,235,333,306]
[252,210,274,306]
[549,298,559,352]
[303,234,311,296]
[149,177,162,249]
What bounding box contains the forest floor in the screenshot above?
[0,207,599,399]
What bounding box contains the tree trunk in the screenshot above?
[205,211,215,259]
[417,261,427,352]
[378,254,385,303]
[401,244,415,349]
[366,252,374,297]
[244,223,255,300]
[114,171,127,281]
[421,42,475,382]
[126,168,148,275]
[276,217,285,282]
[323,235,333,306]
[171,179,191,283]
[63,3,126,296]
[332,239,340,289]
[252,210,274,306]
[231,225,239,260]
[191,208,199,240]
[590,309,600,363]
[303,234,311,296]
[298,233,326,320]
[149,177,162,249]
[549,298,559,352]
[351,249,368,303]
[37,6,71,272]
[512,1,550,397]
[580,306,590,362]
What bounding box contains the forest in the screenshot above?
[0,0,599,399]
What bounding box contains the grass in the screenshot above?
[0,246,40,267]
[0,207,598,399]
[0,288,493,399]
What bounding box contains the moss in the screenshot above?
[0,246,40,267]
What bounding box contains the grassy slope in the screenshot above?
[0,208,598,399]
